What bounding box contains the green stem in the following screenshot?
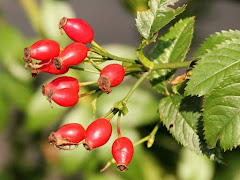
[106,109,119,121]
[91,40,108,53]
[91,40,138,64]
[78,81,98,87]
[101,108,115,119]
[79,89,100,98]
[89,59,102,72]
[117,112,122,138]
[153,61,191,70]
[69,66,100,74]
[123,70,152,103]
[133,135,150,147]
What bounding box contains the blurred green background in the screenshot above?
[0,0,240,179]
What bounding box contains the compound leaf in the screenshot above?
[148,17,194,94]
[185,38,240,96]
[158,95,202,154]
[193,30,240,59]
[136,0,186,39]
[203,70,240,150]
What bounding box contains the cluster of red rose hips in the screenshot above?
[23,17,134,172]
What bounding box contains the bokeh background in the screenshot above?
[0,0,240,179]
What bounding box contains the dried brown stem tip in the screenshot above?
[46,89,54,102]
[31,69,39,78]
[48,132,79,150]
[59,17,67,35]
[83,142,92,151]
[23,47,32,63]
[53,57,62,70]
[98,76,112,94]
[117,164,128,172]
[42,85,46,96]
[59,17,67,29]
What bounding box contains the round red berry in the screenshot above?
[98,64,125,94]
[46,88,79,107]
[83,118,112,150]
[42,76,79,96]
[23,39,60,63]
[49,123,85,150]
[112,137,134,172]
[31,61,69,78]
[53,42,88,70]
[59,17,94,44]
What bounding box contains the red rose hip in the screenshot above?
[49,123,85,150]
[42,76,80,96]
[83,118,112,150]
[31,61,69,78]
[47,88,79,107]
[59,17,94,44]
[53,42,88,70]
[98,64,125,94]
[112,137,134,172]
[23,39,60,63]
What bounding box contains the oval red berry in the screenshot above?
[59,17,94,44]
[49,88,79,107]
[98,64,125,93]
[49,123,85,150]
[53,42,88,70]
[23,39,60,62]
[83,118,112,150]
[112,137,134,172]
[43,76,79,96]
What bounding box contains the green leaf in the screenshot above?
[203,70,240,150]
[185,38,240,96]
[193,30,240,59]
[148,17,195,94]
[158,95,202,154]
[136,0,186,39]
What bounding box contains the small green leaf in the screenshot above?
[203,70,240,150]
[193,30,240,58]
[185,38,240,96]
[136,0,186,39]
[158,95,202,154]
[148,17,195,94]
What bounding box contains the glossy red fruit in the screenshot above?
[53,42,88,70]
[23,39,60,62]
[83,118,112,150]
[59,17,94,44]
[47,88,79,107]
[112,137,134,172]
[42,76,79,96]
[98,64,125,94]
[49,123,85,150]
[31,61,69,78]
